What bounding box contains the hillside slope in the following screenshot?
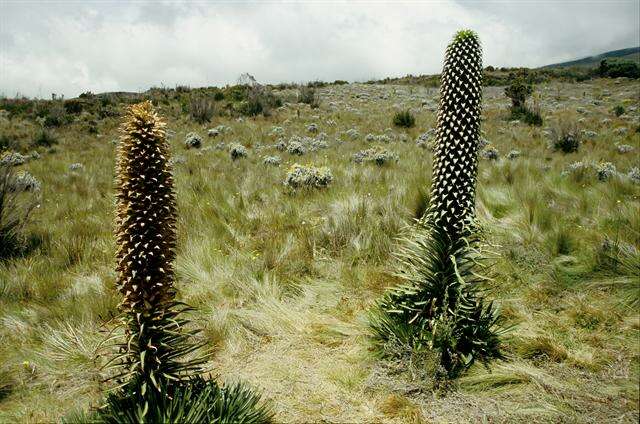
[542,47,640,69]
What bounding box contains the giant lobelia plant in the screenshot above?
[369,30,504,379]
[86,101,272,423]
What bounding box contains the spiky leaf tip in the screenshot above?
[451,29,478,44]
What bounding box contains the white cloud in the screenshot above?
[0,0,638,98]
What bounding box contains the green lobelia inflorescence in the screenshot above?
[369,31,504,379]
[426,29,483,236]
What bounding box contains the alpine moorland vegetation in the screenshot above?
[0,42,639,423]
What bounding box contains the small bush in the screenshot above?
[352,148,398,166]
[86,119,98,134]
[284,164,332,189]
[507,150,521,160]
[393,110,416,128]
[628,167,640,184]
[262,155,281,166]
[415,130,436,150]
[596,162,617,182]
[561,161,591,181]
[43,104,69,127]
[213,90,225,101]
[1,152,27,167]
[190,97,215,124]
[504,79,533,109]
[0,134,18,152]
[613,105,625,117]
[184,132,202,149]
[481,146,500,160]
[63,99,84,114]
[32,129,59,148]
[237,85,281,117]
[298,85,319,108]
[287,140,306,156]
[550,121,581,153]
[12,171,41,192]
[229,143,248,160]
[598,59,640,79]
[510,106,543,126]
[0,164,39,260]
[617,144,634,154]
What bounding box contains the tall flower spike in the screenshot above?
[116,100,176,317]
[369,31,503,379]
[426,30,483,235]
[101,101,272,422]
[114,101,207,393]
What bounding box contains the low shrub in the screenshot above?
[32,129,59,148]
[284,164,332,189]
[42,104,69,127]
[1,152,28,167]
[596,162,617,181]
[550,121,581,153]
[287,140,306,156]
[262,155,281,166]
[504,78,533,109]
[190,97,215,124]
[298,85,320,108]
[236,85,281,117]
[628,167,640,184]
[63,99,84,114]
[229,143,248,160]
[613,105,625,117]
[598,59,640,79]
[510,106,543,126]
[481,146,500,160]
[0,164,39,260]
[184,132,202,149]
[393,110,416,128]
[352,148,398,166]
[213,90,225,101]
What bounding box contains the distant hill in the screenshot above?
[541,47,640,69]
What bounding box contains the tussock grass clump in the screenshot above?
[370,30,504,379]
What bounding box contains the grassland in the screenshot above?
[0,78,639,423]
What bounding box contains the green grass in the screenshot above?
[0,79,639,422]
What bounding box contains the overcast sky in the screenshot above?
[1,0,638,98]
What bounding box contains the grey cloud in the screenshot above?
[0,0,638,98]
